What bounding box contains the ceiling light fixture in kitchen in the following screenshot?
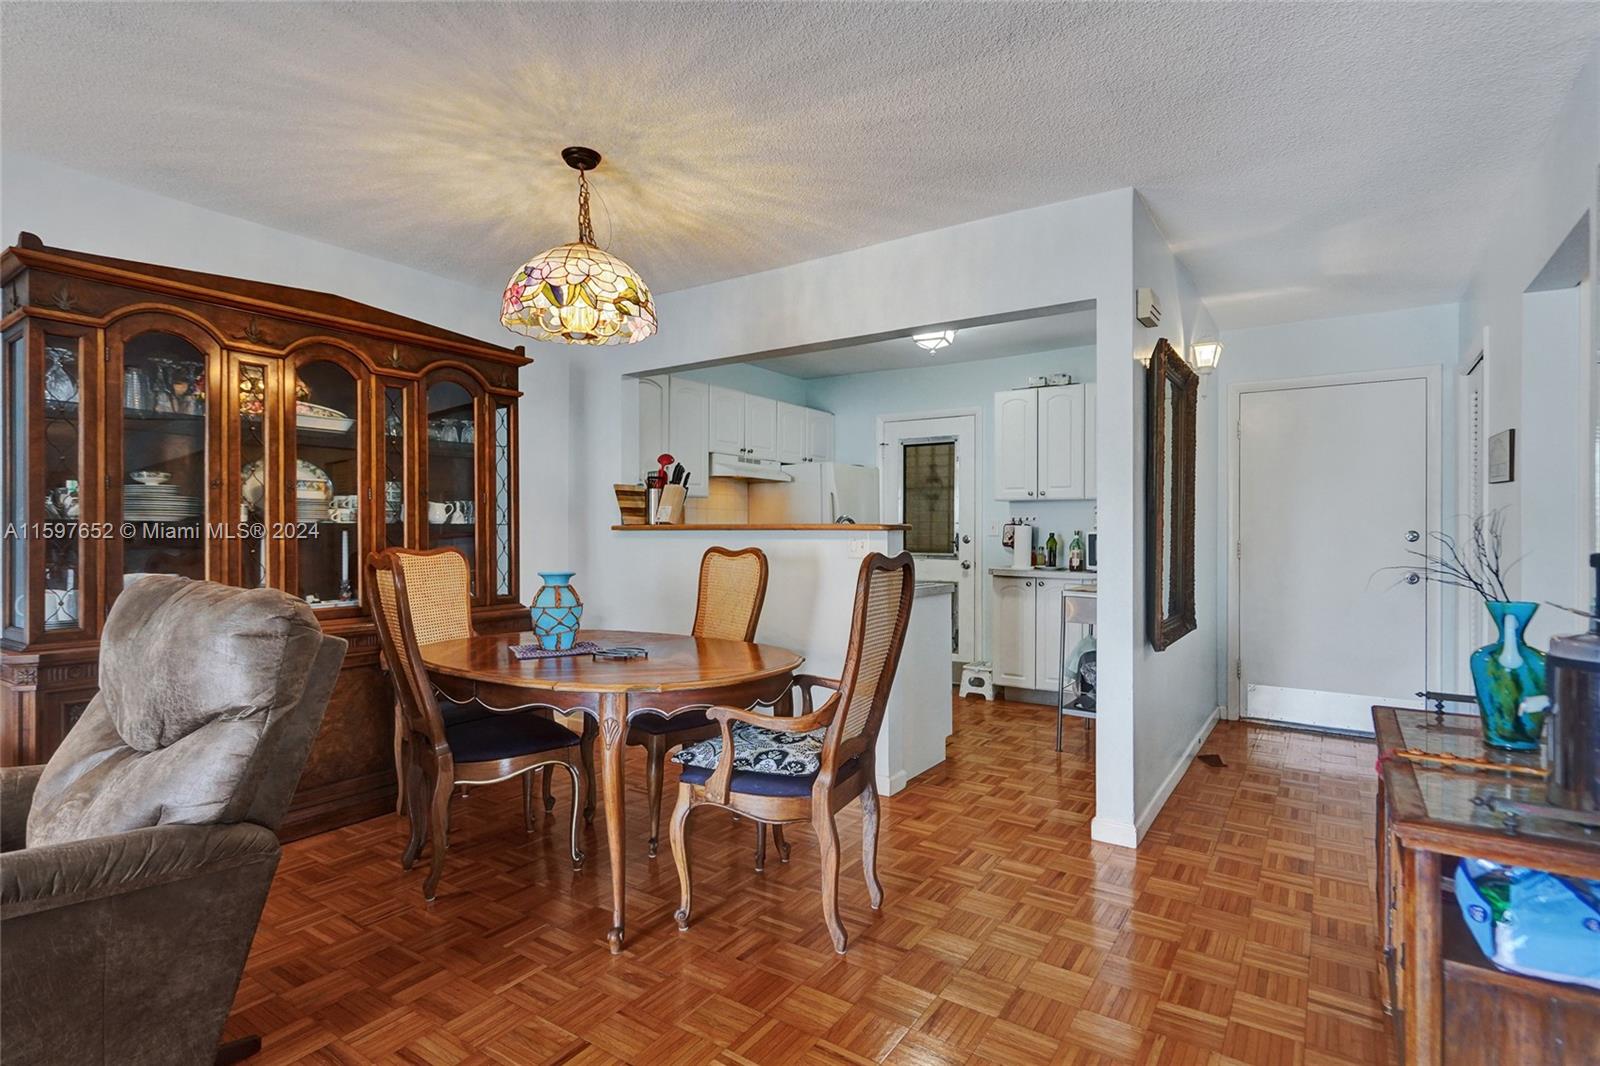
[501,147,657,345]
[913,329,957,352]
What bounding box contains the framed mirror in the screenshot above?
[1147,337,1197,650]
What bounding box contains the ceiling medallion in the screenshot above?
[501,146,657,346]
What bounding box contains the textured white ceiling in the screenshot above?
[3,2,1596,328]
[750,311,1096,379]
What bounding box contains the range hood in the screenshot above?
[708,452,793,482]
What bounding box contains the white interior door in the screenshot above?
[1237,376,1431,731]
[880,414,976,664]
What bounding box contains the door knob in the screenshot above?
[961,561,972,570]
[1405,530,1420,543]
[1406,572,1421,585]
[961,534,971,544]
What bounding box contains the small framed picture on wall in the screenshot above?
[1488,428,1515,484]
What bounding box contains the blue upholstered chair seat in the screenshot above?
[445,711,578,764]
[673,720,859,797]
[628,709,711,736]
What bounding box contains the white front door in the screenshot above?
[880,413,977,664]
[1237,375,1433,731]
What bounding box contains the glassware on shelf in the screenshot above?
[44,345,78,406]
[124,367,151,412]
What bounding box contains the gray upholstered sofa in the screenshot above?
[0,577,346,1066]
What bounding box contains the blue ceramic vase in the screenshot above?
[530,571,583,651]
[1469,600,1549,750]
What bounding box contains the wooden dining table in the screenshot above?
[420,628,804,953]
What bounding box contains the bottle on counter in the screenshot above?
[1046,532,1058,568]
[1068,530,1085,571]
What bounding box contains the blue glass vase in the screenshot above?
[1469,600,1549,750]
[530,571,583,651]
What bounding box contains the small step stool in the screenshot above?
[959,662,995,701]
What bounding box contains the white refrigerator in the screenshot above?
[748,463,880,524]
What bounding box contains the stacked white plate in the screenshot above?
[125,483,202,521]
[297,499,330,523]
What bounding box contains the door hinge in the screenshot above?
[1235,660,1242,680]
[1235,542,1241,561]
[1235,420,1241,440]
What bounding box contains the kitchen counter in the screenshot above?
[989,567,1097,586]
[612,523,909,532]
[914,580,957,598]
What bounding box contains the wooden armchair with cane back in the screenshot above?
[367,548,587,901]
[382,549,595,824]
[628,546,769,858]
[670,551,915,953]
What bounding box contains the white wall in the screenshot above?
[1520,284,1592,648]
[0,152,578,591]
[1212,303,1463,693]
[1114,193,1220,844]
[1459,51,1599,647]
[565,189,1148,841]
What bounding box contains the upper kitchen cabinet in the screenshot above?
[667,376,710,497]
[994,389,1038,499]
[777,401,807,464]
[743,393,778,461]
[804,408,834,462]
[708,384,744,455]
[994,383,1095,500]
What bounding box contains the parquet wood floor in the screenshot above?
[224,696,1396,1065]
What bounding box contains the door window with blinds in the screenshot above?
[901,437,959,555]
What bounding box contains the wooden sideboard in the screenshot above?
[1374,707,1600,1065]
[1,233,531,838]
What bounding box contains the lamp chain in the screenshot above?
[576,169,596,246]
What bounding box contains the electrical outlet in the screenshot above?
[847,539,869,559]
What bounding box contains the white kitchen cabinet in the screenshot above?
[708,385,745,455]
[1037,385,1086,499]
[994,389,1038,499]
[637,375,669,482]
[804,408,834,462]
[777,402,808,464]
[743,394,778,461]
[1035,578,1064,690]
[667,376,711,497]
[992,576,1036,688]
[994,383,1094,500]
[1084,383,1097,498]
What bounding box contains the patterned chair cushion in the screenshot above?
[673,720,826,777]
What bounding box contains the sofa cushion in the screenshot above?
[672,720,827,777]
[27,577,328,847]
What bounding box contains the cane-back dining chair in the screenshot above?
[368,549,586,900]
[628,546,769,858]
[670,551,915,953]
[381,548,595,822]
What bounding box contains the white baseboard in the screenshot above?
[1132,705,1223,842]
[1089,816,1139,848]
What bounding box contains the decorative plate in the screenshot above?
[242,458,332,511]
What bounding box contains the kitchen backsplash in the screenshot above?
[683,477,750,524]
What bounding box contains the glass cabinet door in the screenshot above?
[491,399,515,599]
[41,329,92,633]
[236,360,271,589]
[116,327,211,590]
[382,383,409,549]
[425,379,477,593]
[292,357,362,608]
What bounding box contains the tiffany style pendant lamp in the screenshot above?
[501,147,657,345]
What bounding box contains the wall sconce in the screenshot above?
[1190,339,1223,374]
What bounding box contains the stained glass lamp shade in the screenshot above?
[502,147,657,346]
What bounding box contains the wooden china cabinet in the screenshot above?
[0,234,530,838]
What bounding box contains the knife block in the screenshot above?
[653,484,687,524]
